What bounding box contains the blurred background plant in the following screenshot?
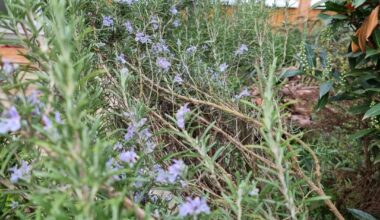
[0,0,372,219]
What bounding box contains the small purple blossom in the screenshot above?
[186,46,197,54]
[9,160,31,183]
[102,16,114,27]
[167,160,186,182]
[106,158,126,180]
[116,0,136,6]
[176,103,190,129]
[116,53,127,64]
[139,128,152,141]
[170,6,178,15]
[114,142,123,151]
[2,61,18,74]
[249,187,259,196]
[124,124,136,141]
[124,20,134,33]
[27,91,44,115]
[234,87,251,100]
[151,40,170,54]
[150,15,159,30]
[174,74,184,84]
[173,19,181,28]
[219,63,229,72]
[119,150,138,167]
[42,114,53,130]
[235,44,248,56]
[135,32,151,44]
[179,197,210,217]
[10,201,18,209]
[55,111,62,124]
[145,141,156,154]
[0,106,21,134]
[156,57,171,72]
[155,160,186,184]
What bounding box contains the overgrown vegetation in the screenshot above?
[0,0,378,219]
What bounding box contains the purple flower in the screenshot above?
[219,63,228,72]
[124,20,134,33]
[173,19,181,28]
[42,114,53,130]
[155,160,186,184]
[55,111,62,124]
[174,74,184,84]
[0,106,21,134]
[114,142,123,151]
[234,87,251,100]
[2,61,17,74]
[145,141,156,154]
[235,44,248,56]
[116,53,127,64]
[119,150,138,167]
[170,6,178,15]
[179,197,210,217]
[150,16,159,30]
[167,159,186,182]
[135,32,151,44]
[124,124,136,141]
[249,187,259,196]
[155,168,170,183]
[9,160,31,183]
[151,40,170,54]
[156,57,171,72]
[176,103,190,129]
[102,16,114,27]
[116,0,136,5]
[27,91,44,115]
[186,46,197,54]
[10,201,18,209]
[106,158,126,180]
[139,128,152,141]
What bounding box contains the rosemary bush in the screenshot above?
[0,0,344,219]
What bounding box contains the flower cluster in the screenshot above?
[235,44,248,56]
[1,60,18,74]
[176,104,190,129]
[119,150,138,167]
[156,57,171,72]
[102,16,114,27]
[151,40,170,54]
[124,20,134,33]
[155,160,186,184]
[179,197,210,217]
[106,158,126,181]
[9,160,31,183]
[135,32,151,44]
[116,53,127,64]
[0,106,21,134]
[124,114,157,153]
[219,63,229,72]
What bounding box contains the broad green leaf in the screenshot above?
[365,48,380,58]
[347,208,377,220]
[319,81,333,98]
[350,128,375,140]
[353,0,366,8]
[363,103,380,119]
[280,69,304,78]
[373,29,380,47]
[316,93,329,111]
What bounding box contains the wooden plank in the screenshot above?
[0,45,29,64]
